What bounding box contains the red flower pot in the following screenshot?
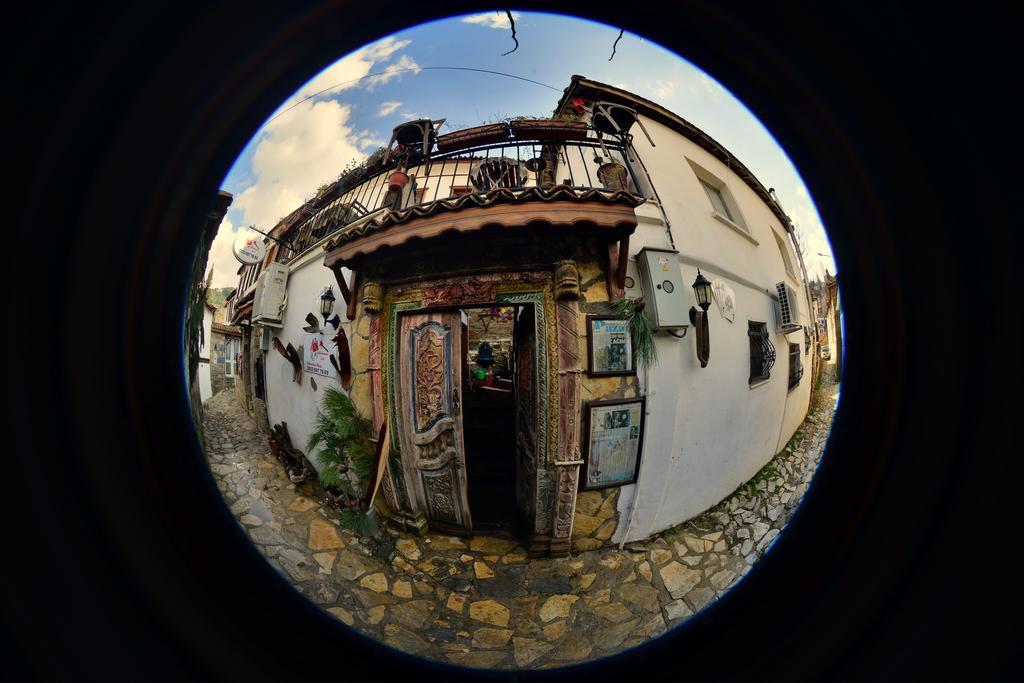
[388,170,409,192]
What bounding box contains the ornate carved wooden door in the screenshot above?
[397,311,473,534]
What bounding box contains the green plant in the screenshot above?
[608,297,658,368]
[305,387,376,532]
[185,267,212,384]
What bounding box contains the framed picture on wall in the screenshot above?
[586,316,636,377]
[581,397,646,490]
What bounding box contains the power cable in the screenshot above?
[267,66,562,125]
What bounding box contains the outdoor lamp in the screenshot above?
[689,269,712,368]
[320,286,341,329]
[690,269,713,320]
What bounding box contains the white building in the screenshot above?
[226,76,815,555]
[197,300,215,403]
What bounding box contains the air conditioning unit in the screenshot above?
[774,281,802,334]
[252,262,289,327]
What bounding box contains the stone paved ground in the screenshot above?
[202,378,839,670]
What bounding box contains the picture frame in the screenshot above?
[586,315,636,377]
[580,397,646,490]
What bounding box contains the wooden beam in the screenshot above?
[616,234,630,292]
[607,240,624,299]
[332,266,351,304]
[346,270,360,320]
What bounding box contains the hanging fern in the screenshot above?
[608,296,658,368]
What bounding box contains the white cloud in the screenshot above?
[234,99,367,231]
[698,74,724,102]
[648,80,676,100]
[461,11,520,29]
[376,101,402,117]
[275,36,414,111]
[364,54,421,91]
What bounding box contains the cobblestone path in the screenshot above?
[202,380,838,670]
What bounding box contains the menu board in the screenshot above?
[582,398,646,489]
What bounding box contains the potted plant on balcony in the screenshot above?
[435,122,511,153]
[387,144,411,192]
[510,118,589,142]
[596,156,631,192]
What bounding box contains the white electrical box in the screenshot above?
[774,281,802,334]
[636,247,690,329]
[252,262,289,327]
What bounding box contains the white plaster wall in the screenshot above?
[199,307,214,402]
[613,115,815,542]
[198,361,213,402]
[262,247,355,473]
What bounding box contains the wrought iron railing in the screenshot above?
[275,135,647,262]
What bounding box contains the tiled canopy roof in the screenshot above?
[323,185,644,254]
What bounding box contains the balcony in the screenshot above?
[276,128,648,265]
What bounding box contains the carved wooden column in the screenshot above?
[550,297,583,557]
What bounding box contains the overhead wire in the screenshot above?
[266,66,562,125]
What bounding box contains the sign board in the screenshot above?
[581,397,646,490]
[232,232,267,265]
[586,316,635,377]
[303,332,337,378]
[711,278,736,322]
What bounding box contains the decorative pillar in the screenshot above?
[550,298,583,557]
[553,260,580,300]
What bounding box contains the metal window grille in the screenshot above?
[748,322,775,384]
[788,343,803,390]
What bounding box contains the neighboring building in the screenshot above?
[210,303,242,395]
[197,300,216,403]
[185,190,232,435]
[821,270,842,382]
[226,76,817,556]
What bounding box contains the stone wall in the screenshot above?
[571,487,621,552]
[570,246,641,549]
[210,362,233,395]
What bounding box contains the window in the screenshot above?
[224,337,240,377]
[748,322,775,385]
[687,158,753,240]
[700,179,733,221]
[773,230,797,278]
[788,343,803,390]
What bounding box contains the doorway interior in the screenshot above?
[460,304,525,535]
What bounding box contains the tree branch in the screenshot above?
[609,29,624,61]
[501,10,519,56]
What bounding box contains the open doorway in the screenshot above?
[460,305,523,534]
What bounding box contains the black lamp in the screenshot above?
[320,286,341,329]
[689,269,713,368]
[689,269,713,322]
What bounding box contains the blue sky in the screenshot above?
[211,11,835,288]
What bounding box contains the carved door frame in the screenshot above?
[377,270,583,556]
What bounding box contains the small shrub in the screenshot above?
[305,387,377,534]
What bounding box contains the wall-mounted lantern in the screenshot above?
[689,269,713,367]
[320,286,341,329]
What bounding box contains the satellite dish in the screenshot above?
[232,232,267,265]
